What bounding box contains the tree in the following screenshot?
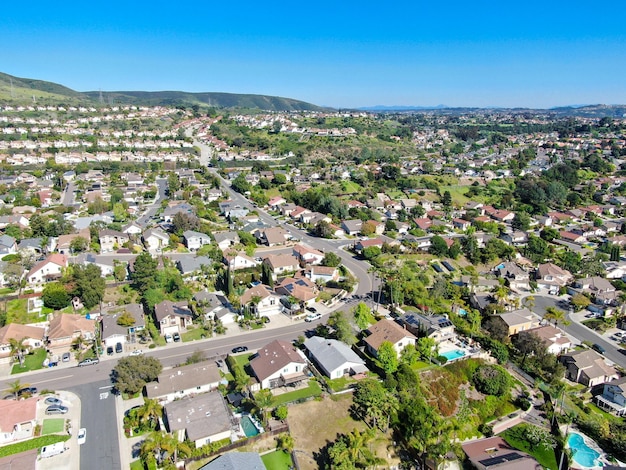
[512,331,546,368]
[483,316,509,342]
[327,311,356,345]
[251,389,274,426]
[172,212,199,235]
[377,340,398,375]
[261,262,274,288]
[328,428,382,470]
[113,202,128,222]
[117,310,136,327]
[276,433,294,453]
[114,262,127,282]
[466,309,481,339]
[274,405,288,421]
[472,364,511,396]
[442,190,452,209]
[544,306,568,327]
[321,252,341,268]
[112,356,163,395]
[137,398,163,430]
[8,337,27,367]
[429,235,449,257]
[417,337,438,362]
[70,236,89,253]
[570,293,591,311]
[353,379,398,431]
[132,252,158,293]
[352,302,373,330]
[71,264,106,309]
[511,212,531,231]
[42,282,70,310]
[5,379,27,400]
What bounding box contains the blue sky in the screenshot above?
[2,1,625,108]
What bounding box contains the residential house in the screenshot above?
[0,235,17,255]
[462,436,540,470]
[164,392,231,448]
[239,284,282,317]
[154,300,193,336]
[55,229,90,255]
[560,230,586,244]
[142,228,170,252]
[193,291,236,325]
[177,256,212,278]
[99,229,129,253]
[145,362,222,403]
[268,196,287,210]
[595,377,626,416]
[213,231,240,251]
[498,309,541,336]
[279,203,298,217]
[47,313,97,349]
[256,227,290,247]
[0,324,45,359]
[198,453,266,470]
[353,238,384,253]
[17,237,44,256]
[560,349,618,387]
[573,276,618,305]
[307,265,339,284]
[0,397,38,445]
[399,312,456,344]
[163,202,195,223]
[524,325,571,355]
[364,319,417,358]
[183,230,212,252]
[26,253,68,285]
[263,254,300,278]
[223,251,259,271]
[535,263,573,293]
[275,277,318,307]
[292,244,324,266]
[341,219,363,236]
[122,221,143,237]
[249,339,308,389]
[413,218,433,231]
[496,262,530,291]
[304,336,368,379]
[500,231,528,246]
[72,252,115,277]
[452,218,471,231]
[100,304,145,349]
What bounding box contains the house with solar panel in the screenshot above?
[398,311,456,344]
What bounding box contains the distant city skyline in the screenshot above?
[2,1,625,109]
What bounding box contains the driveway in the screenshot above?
[37,390,81,470]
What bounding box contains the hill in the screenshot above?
[0,71,325,111]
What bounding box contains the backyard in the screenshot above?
[501,423,558,470]
[261,449,293,469]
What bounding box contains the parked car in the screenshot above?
[106,346,114,356]
[18,387,37,397]
[172,332,181,342]
[165,334,173,343]
[130,349,144,356]
[45,405,68,415]
[44,397,62,406]
[62,352,71,362]
[305,313,322,322]
[592,343,606,354]
[48,361,58,368]
[78,358,99,367]
[115,343,123,354]
[306,306,317,313]
[231,346,248,354]
[77,428,87,445]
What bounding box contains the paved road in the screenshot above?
[136,178,168,228]
[527,294,626,369]
[74,379,119,470]
[62,181,77,206]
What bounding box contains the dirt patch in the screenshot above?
[287,394,400,469]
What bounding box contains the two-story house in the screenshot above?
[154,300,193,336]
[99,229,130,253]
[249,339,308,389]
[595,377,626,416]
[364,319,417,358]
[182,230,211,252]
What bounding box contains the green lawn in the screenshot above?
[262,450,293,470]
[129,460,144,470]
[0,287,15,295]
[232,353,254,369]
[501,424,558,470]
[0,434,69,458]
[11,348,47,374]
[181,327,211,342]
[339,180,362,194]
[42,418,65,435]
[273,380,322,406]
[6,299,43,324]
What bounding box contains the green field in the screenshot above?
[11,348,47,374]
[262,450,293,469]
[42,418,65,435]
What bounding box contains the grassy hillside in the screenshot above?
[0,72,89,105]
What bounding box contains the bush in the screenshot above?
[472,365,511,396]
[437,355,448,364]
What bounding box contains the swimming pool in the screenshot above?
[441,349,466,361]
[458,308,468,316]
[241,415,260,437]
[567,432,602,468]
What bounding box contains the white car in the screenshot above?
[305,313,322,322]
[77,428,86,445]
[165,334,173,343]
[130,349,144,356]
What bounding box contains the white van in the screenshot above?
[40,442,66,458]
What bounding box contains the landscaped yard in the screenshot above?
[0,434,69,458]
[42,418,65,435]
[273,380,322,406]
[11,348,47,374]
[5,299,43,324]
[261,450,293,469]
[501,424,558,470]
[181,326,211,342]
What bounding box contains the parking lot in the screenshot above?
[37,390,82,470]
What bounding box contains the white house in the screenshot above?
[249,339,308,389]
[26,253,68,285]
[143,228,170,252]
[240,284,283,317]
[304,336,368,379]
[183,230,212,251]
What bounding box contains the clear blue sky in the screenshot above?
[2,1,625,108]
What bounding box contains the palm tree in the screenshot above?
[494,285,510,307]
[344,428,383,469]
[523,295,536,310]
[544,306,569,327]
[250,389,274,426]
[8,337,27,367]
[5,379,27,400]
[138,398,163,430]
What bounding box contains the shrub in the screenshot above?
[472,365,511,396]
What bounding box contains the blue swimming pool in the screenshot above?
[567,432,602,468]
[241,415,260,437]
[458,308,468,316]
[441,349,466,361]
